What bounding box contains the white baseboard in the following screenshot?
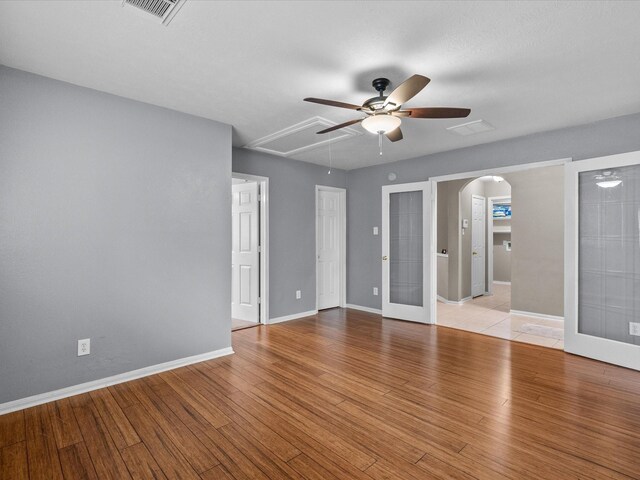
[345,304,382,315]
[493,281,511,285]
[269,309,317,324]
[510,309,564,322]
[437,295,472,305]
[0,347,234,416]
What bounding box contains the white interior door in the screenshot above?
[471,194,486,297]
[232,182,259,322]
[317,188,341,310]
[565,150,640,370]
[382,181,433,323]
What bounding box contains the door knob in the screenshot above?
[472,251,477,255]
[382,256,388,261]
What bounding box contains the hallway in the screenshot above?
[437,284,564,349]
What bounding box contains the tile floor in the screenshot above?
[437,283,564,349]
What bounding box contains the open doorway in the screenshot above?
[231,173,269,331]
[433,163,566,349]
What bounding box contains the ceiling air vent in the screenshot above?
[122,0,187,26]
[447,119,495,136]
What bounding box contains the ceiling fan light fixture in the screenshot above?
[596,179,622,189]
[595,170,623,188]
[362,114,401,134]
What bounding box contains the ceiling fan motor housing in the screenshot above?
[372,77,391,93]
[362,96,388,111]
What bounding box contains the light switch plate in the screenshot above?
[373,287,378,296]
[630,322,640,336]
[373,226,379,236]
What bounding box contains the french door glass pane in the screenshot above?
[578,164,640,345]
[389,191,423,306]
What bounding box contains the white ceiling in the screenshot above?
[1,1,640,170]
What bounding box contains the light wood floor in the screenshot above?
[2,308,640,479]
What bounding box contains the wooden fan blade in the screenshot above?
[386,128,403,142]
[384,74,430,107]
[316,118,362,134]
[405,107,471,118]
[304,97,362,110]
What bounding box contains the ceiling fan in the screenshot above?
[304,74,471,146]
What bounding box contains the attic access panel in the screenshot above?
[245,117,362,158]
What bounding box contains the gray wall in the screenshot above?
[437,255,448,300]
[347,111,640,310]
[493,233,512,283]
[232,148,347,319]
[504,166,564,316]
[436,182,449,254]
[0,66,232,404]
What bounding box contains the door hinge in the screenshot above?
[257,297,261,304]
[258,246,261,253]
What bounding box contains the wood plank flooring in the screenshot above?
[2,307,640,479]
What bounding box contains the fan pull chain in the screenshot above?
[378,131,383,156]
[328,132,333,174]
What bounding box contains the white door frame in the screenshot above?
[486,195,511,295]
[315,185,346,310]
[565,150,640,370]
[382,181,433,323]
[471,194,486,297]
[429,157,572,325]
[232,172,269,324]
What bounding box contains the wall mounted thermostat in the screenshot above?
[462,219,469,229]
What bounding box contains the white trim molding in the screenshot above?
[0,347,234,416]
[345,304,383,315]
[510,309,564,322]
[269,309,318,324]
[493,281,511,285]
[437,295,473,305]
[429,157,573,183]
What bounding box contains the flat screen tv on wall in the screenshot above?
[493,204,511,219]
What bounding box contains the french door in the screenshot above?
[382,181,433,323]
[565,150,640,370]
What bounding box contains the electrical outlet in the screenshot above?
[373,287,378,296]
[630,322,640,336]
[78,338,90,356]
[296,290,301,300]
[373,226,379,236]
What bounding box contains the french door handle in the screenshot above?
[382,256,388,261]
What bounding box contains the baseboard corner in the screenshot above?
[268,309,318,324]
[345,304,382,315]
